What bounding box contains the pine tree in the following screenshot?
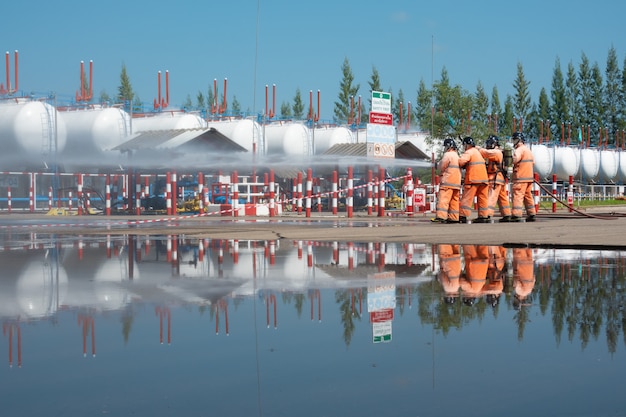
[565,61,580,128]
[368,66,382,112]
[512,62,531,124]
[550,57,567,126]
[231,96,241,115]
[578,53,594,133]
[604,46,622,140]
[490,86,502,134]
[473,81,489,138]
[292,88,304,119]
[117,64,134,105]
[280,101,292,118]
[333,57,359,123]
[415,78,432,133]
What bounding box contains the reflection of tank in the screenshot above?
[264,123,310,155]
[312,126,353,154]
[60,106,131,155]
[0,250,68,319]
[531,144,553,180]
[0,98,67,156]
[208,119,261,153]
[132,112,206,133]
[579,148,599,182]
[553,147,579,180]
[599,150,618,183]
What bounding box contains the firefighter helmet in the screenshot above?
[486,135,499,149]
[512,131,525,145]
[443,138,457,151]
[462,136,475,147]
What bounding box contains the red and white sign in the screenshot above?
[370,309,394,323]
[369,111,393,125]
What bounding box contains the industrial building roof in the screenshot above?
[322,141,430,161]
[112,127,248,153]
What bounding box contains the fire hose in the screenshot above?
[533,180,620,220]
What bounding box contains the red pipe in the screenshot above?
[265,85,269,118]
[316,90,320,122]
[407,102,411,129]
[221,78,227,113]
[88,60,93,100]
[399,101,403,126]
[165,70,169,108]
[272,84,276,118]
[308,90,313,120]
[4,51,9,94]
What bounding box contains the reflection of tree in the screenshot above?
[281,293,305,318]
[335,289,360,347]
[121,306,135,344]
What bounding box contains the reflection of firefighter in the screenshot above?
[512,248,535,309]
[482,246,507,307]
[437,244,461,304]
[460,245,489,306]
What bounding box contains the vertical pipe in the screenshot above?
[347,166,353,218]
[135,173,141,216]
[297,171,303,215]
[378,167,386,217]
[568,175,574,213]
[48,186,53,211]
[197,172,204,213]
[332,170,338,215]
[534,173,540,214]
[29,172,34,213]
[6,186,10,213]
[269,169,275,217]
[105,174,111,216]
[305,168,312,217]
[232,171,238,217]
[166,172,172,215]
[77,174,83,215]
[552,174,557,213]
[367,169,373,216]
[405,167,414,216]
[165,70,169,106]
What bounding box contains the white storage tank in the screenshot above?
[531,144,553,180]
[578,148,599,182]
[208,119,261,153]
[264,123,310,155]
[553,146,579,181]
[599,150,618,183]
[0,98,67,156]
[60,106,131,155]
[132,111,207,133]
[313,126,353,154]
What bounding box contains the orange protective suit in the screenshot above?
[513,248,535,306]
[479,147,512,218]
[437,244,461,301]
[460,245,489,304]
[435,149,461,221]
[511,143,536,218]
[459,146,489,219]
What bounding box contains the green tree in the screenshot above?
[490,86,502,134]
[502,94,515,135]
[196,91,205,110]
[590,62,604,143]
[414,78,432,132]
[392,88,406,126]
[333,57,359,123]
[231,96,241,115]
[368,66,382,112]
[182,94,193,110]
[292,88,304,119]
[550,57,568,126]
[117,64,134,104]
[604,46,622,140]
[99,90,111,104]
[512,62,531,125]
[578,53,595,134]
[537,88,551,140]
[472,81,489,138]
[280,101,292,118]
[565,61,581,129]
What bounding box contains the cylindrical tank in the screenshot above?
[60,106,131,155]
[0,98,67,157]
[599,150,618,183]
[578,148,599,182]
[264,123,310,155]
[312,126,353,154]
[132,111,207,133]
[208,119,261,153]
[619,151,626,181]
[531,144,553,180]
[553,146,579,181]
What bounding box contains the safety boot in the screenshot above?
[526,215,536,222]
[459,216,468,224]
[473,216,490,223]
[510,216,523,222]
[498,216,511,223]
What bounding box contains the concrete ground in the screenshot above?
[2,206,625,249]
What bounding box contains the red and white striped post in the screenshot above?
[77,174,83,215]
[105,175,111,216]
[332,170,338,215]
[232,171,239,217]
[48,186,53,211]
[7,186,11,213]
[171,171,177,215]
[292,178,297,210]
[135,173,142,216]
[367,170,373,216]
[405,167,414,216]
[534,173,540,214]
[378,167,386,217]
[307,242,313,268]
[197,172,204,213]
[29,173,35,213]
[122,175,127,211]
[316,179,322,212]
[166,172,172,215]
[305,168,312,217]
[347,166,354,218]
[269,169,275,217]
[144,175,150,199]
[552,174,557,213]
[297,171,303,215]
[348,242,354,270]
[568,175,574,213]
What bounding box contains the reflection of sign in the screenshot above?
[371,91,391,113]
[369,112,393,125]
[373,321,392,343]
[0,176,19,188]
[370,309,394,323]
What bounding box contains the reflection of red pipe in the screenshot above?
[3,323,22,367]
[215,300,229,335]
[266,294,277,328]
[309,289,321,322]
[155,306,171,345]
[78,315,96,357]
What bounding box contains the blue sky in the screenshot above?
[2,0,624,122]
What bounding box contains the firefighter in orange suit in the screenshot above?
[479,135,512,222]
[510,132,536,222]
[481,245,507,307]
[512,247,535,309]
[437,244,461,303]
[432,138,461,223]
[458,136,490,223]
[460,244,489,306]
